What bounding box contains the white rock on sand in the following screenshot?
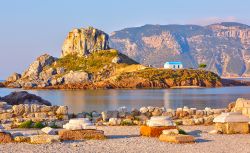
[1,126,250,153]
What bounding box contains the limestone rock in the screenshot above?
[59,129,105,140]
[140,107,148,114]
[162,129,179,135]
[213,112,250,123]
[152,108,163,116]
[63,71,91,84]
[213,112,250,134]
[22,54,57,80]
[63,118,96,130]
[12,104,25,115]
[56,106,68,115]
[146,116,175,127]
[30,135,60,144]
[41,127,57,135]
[108,118,121,126]
[215,122,249,134]
[6,72,21,82]
[0,131,13,143]
[1,91,51,105]
[140,125,176,137]
[159,134,195,143]
[61,27,109,57]
[0,113,13,120]
[14,136,31,143]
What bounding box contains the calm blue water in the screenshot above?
[1,86,250,113]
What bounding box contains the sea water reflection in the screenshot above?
[1,86,250,113]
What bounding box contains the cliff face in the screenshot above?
[110,22,250,77]
[61,27,109,57]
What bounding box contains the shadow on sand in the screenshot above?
[108,134,140,139]
[188,130,212,143]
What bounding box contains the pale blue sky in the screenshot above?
[0,0,250,79]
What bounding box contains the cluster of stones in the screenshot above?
[139,116,195,143]
[0,118,105,144]
[60,118,105,141]
[0,102,68,129]
[95,106,227,127]
[140,116,176,137]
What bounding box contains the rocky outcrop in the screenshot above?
[4,54,58,88]
[6,73,21,82]
[63,71,91,84]
[0,91,51,105]
[22,54,57,80]
[61,27,109,57]
[110,22,250,77]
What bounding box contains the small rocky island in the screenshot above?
[1,26,247,89]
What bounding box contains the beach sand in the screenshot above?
[1,125,250,153]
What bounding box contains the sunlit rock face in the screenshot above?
[110,22,250,77]
[61,27,109,57]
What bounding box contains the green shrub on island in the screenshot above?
[18,120,33,128]
[33,121,45,129]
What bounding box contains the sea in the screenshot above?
[1,84,250,113]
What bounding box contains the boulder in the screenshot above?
[146,116,175,127]
[0,113,13,120]
[151,108,163,116]
[159,134,195,143]
[0,131,13,143]
[41,127,57,135]
[63,71,91,84]
[232,98,250,117]
[108,118,121,126]
[12,104,25,115]
[22,54,57,80]
[140,126,176,137]
[56,106,68,115]
[140,107,149,114]
[162,129,179,135]
[213,112,250,134]
[63,118,96,130]
[6,72,21,82]
[58,129,105,140]
[30,135,60,144]
[1,91,51,106]
[14,136,31,143]
[213,112,250,123]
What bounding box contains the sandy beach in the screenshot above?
[1,125,250,153]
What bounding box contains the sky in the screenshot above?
[0,0,250,79]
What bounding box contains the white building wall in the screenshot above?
[164,64,183,69]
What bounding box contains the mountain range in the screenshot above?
[109,22,250,77]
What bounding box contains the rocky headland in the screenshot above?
[2,26,240,89]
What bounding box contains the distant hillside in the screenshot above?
[110,22,250,77]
